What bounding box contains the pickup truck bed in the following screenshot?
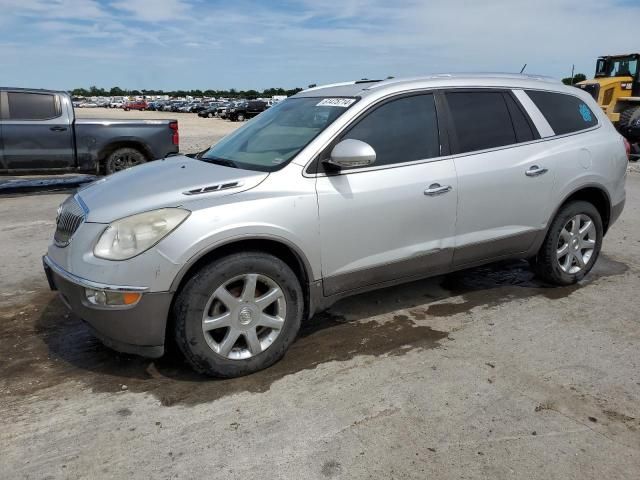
[0,88,179,174]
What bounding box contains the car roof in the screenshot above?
[293,73,566,98]
[0,87,69,95]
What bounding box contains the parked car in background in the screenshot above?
[217,102,235,119]
[0,88,179,175]
[110,100,124,108]
[41,74,627,377]
[123,100,148,111]
[228,100,268,121]
[198,103,222,118]
[189,102,206,113]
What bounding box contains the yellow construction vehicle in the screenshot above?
[576,54,640,156]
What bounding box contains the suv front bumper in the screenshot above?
[43,255,172,358]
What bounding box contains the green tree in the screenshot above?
[562,73,587,85]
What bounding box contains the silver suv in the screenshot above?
[43,74,628,377]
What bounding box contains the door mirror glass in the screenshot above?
[326,139,376,169]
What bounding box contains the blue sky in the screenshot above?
[0,0,638,91]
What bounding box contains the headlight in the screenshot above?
[94,208,190,260]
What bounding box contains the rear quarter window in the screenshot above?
[525,90,598,135]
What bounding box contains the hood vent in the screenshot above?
[183,181,242,196]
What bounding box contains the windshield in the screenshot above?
[596,56,638,78]
[201,96,357,172]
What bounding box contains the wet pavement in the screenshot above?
[1,173,639,479]
[0,255,629,408]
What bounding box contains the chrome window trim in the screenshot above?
[302,87,602,178]
[512,89,555,137]
[44,255,149,292]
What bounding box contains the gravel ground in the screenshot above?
[0,113,639,478]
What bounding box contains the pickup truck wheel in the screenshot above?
[533,201,603,285]
[173,252,304,377]
[104,147,147,175]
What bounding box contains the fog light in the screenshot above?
[85,288,142,307]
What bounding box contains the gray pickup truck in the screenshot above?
[0,88,179,175]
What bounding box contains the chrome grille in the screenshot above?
[54,196,86,247]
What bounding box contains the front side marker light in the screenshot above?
[85,288,142,307]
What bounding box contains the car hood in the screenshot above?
[78,155,268,223]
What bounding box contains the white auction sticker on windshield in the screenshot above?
[316,98,356,108]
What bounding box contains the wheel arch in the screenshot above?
[553,184,612,234]
[169,235,315,315]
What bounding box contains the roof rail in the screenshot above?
[302,81,356,93]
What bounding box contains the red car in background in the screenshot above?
[123,100,148,111]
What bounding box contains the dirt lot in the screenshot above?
[0,111,639,478]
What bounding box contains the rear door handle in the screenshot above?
[50,126,67,132]
[525,165,548,177]
[424,183,452,196]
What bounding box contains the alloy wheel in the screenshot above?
[111,153,144,171]
[556,214,597,274]
[201,273,286,360]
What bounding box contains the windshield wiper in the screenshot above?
[194,148,210,159]
[201,156,239,169]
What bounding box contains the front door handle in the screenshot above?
[424,183,452,196]
[525,165,548,177]
[50,126,67,132]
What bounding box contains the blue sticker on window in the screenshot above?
[579,103,592,122]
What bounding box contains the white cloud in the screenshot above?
[0,0,107,19]
[1,0,639,90]
[110,0,191,22]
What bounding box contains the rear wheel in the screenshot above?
[533,201,603,285]
[174,252,304,377]
[237,113,245,121]
[104,147,147,175]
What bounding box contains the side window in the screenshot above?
[445,91,517,154]
[340,94,440,167]
[525,90,598,135]
[7,92,59,120]
[504,93,537,142]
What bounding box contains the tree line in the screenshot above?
[71,85,305,98]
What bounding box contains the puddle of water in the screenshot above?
[0,254,627,406]
[0,292,447,406]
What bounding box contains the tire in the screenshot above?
[533,200,603,285]
[618,106,640,130]
[207,112,213,118]
[104,147,147,175]
[124,108,129,111]
[237,113,245,121]
[174,252,304,377]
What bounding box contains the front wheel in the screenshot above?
[533,200,603,285]
[173,252,304,377]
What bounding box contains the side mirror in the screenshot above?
[325,139,376,169]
